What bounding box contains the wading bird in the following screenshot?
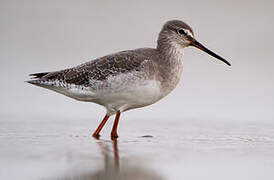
[27,20,230,139]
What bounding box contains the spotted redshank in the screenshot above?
[27,20,230,139]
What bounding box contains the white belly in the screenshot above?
[51,75,163,115]
[95,79,162,115]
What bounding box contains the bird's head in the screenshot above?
[158,20,231,66]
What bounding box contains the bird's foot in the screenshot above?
[111,133,119,140]
[92,133,101,140]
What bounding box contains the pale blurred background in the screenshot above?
[1,0,274,180]
[1,0,274,122]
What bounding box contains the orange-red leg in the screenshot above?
[111,111,121,139]
[92,114,109,138]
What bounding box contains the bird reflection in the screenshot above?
[59,138,164,180]
[96,138,120,172]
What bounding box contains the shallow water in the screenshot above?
[1,115,274,180]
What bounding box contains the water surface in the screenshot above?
[1,115,274,180]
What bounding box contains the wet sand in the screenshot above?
[1,115,274,180]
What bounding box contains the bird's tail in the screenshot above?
[26,72,53,87]
[29,72,50,79]
[26,72,49,85]
[26,70,69,90]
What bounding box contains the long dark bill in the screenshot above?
[190,39,231,66]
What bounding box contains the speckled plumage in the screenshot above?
[28,20,192,114]
[27,20,230,138]
[29,48,163,113]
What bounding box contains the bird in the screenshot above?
[27,20,230,139]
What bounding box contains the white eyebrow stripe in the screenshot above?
[185,29,194,38]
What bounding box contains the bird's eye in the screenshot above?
[178,29,186,35]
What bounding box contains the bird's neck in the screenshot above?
[156,33,184,63]
[156,34,184,95]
